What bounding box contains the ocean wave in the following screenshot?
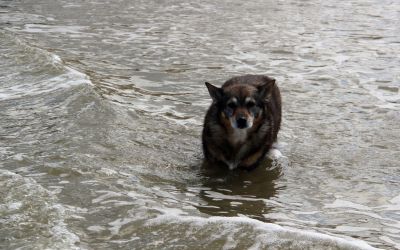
[0,30,91,100]
[145,214,377,250]
[0,170,80,249]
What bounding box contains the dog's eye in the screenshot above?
[227,103,236,109]
[247,101,256,108]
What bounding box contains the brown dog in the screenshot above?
[202,75,282,170]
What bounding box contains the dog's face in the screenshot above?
[223,95,259,129]
[205,80,274,130]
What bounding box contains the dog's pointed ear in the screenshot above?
[258,77,276,100]
[205,82,223,102]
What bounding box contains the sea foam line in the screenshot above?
[146,214,378,250]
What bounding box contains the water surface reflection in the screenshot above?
[196,160,282,220]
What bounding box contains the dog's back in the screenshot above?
[202,75,281,170]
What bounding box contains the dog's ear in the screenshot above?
[258,77,276,101]
[205,82,223,102]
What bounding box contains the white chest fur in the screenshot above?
[230,128,248,145]
[224,129,250,169]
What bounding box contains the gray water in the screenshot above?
[1,0,399,249]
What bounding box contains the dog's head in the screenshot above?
[205,77,275,130]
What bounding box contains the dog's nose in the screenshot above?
[236,117,247,129]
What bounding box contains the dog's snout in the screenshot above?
[236,117,247,129]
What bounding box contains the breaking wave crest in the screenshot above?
[141,214,377,249]
[0,30,91,100]
[0,170,80,249]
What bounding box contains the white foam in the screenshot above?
[87,225,106,232]
[7,201,23,210]
[380,236,400,249]
[0,31,92,100]
[0,170,81,249]
[23,24,87,34]
[324,199,372,210]
[0,65,91,100]
[267,148,283,160]
[92,190,124,204]
[146,215,377,250]
[362,81,400,110]
[108,217,136,235]
[335,225,371,233]
[204,190,265,202]
[389,194,400,205]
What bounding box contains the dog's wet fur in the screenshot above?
[202,75,282,170]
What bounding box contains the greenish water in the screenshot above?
[1,0,399,249]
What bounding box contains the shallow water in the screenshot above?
[1,0,399,249]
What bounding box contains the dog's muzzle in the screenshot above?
[236,117,248,129]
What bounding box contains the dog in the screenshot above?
[202,75,282,170]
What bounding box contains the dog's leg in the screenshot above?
[222,160,239,170]
[240,149,264,169]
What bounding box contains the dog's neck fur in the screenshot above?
[223,120,267,169]
[229,128,248,145]
[224,128,251,170]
